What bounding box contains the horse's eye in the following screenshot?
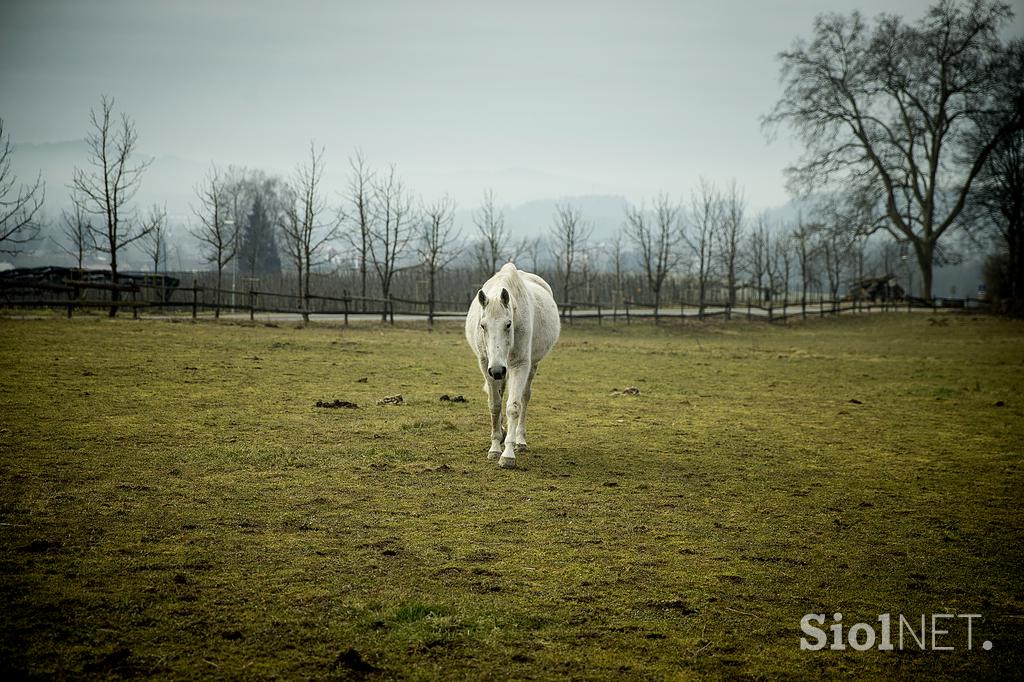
[505,321,512,329]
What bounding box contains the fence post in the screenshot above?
[768,305,773,323]
[388,294,395,325]
[192,280,198,319]
[249,290,255,321]
[626,300,631,325]
[597,303,602,326]
[132,284,139,319]
[747,300,751,321]
[428,294,434,329]
[343,289,349,326]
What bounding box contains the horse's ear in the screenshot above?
[500,288,510,307]
[477,290,488,307]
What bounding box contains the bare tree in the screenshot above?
[142,204,168,274]
[280,142,341,322]
[716,179,746,310]
[71,96,152,316]
[818,229,851,308]
[418,193,461,327]
[520,236,545,273]
[221,166,251,293]
[624,193,682,317]
[747,213,772,305]
[772,228,795,310]
[344,150,375,306]
[55,199,93,269]
[685,177,720,315]
[368,163,414,320]
[764,0,1023,299]
[190,165,236,318]
[0,119,44,255]
[609,229,627,309]
[473,188,511,275]
[549,203,593,307]
[793,215,820,316]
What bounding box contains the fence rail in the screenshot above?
[0,277,990,325]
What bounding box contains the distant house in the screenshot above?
[848,274,904,302]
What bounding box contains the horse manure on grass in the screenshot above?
[377,395,405,406]
[315,395,360,405]
[331,648,381,674]
[439,394,468,403]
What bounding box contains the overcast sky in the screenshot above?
[2,0,1017,213]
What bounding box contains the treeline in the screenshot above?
[1,0,1021,315]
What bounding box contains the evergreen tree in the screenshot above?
[239,189,282,278]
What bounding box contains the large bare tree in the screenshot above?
[0,118,44,255]
[967,39,1024,302]
[71,96,152,316]
[624,193,683,317]
[417,193,460,327]
[280,142,341,322]
[549,203,593,307]
[368,163,414,320]
[190,165,236,318]
[764,0,1023,299]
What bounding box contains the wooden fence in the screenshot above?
[558,295,990,324]
[0,276,989,326]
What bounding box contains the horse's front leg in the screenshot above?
[514,364,537,454]
[499,367,528,469]
[486,377,505,460]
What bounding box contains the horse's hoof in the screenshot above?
[514,442,529,454]
[498,455,517,469]
[487,450,501,460]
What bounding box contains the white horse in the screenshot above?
[465,263,560,468]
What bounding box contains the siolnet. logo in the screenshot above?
[800,613,992,652]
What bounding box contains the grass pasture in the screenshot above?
[0,313,1022,679]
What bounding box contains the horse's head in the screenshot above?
[477,287,513,381]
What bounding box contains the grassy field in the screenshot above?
[0,313,1022,679]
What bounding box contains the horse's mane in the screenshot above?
[495,263,530,312]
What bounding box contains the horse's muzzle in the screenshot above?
[488,366,507,381]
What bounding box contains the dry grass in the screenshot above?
[0,312,1021,679]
